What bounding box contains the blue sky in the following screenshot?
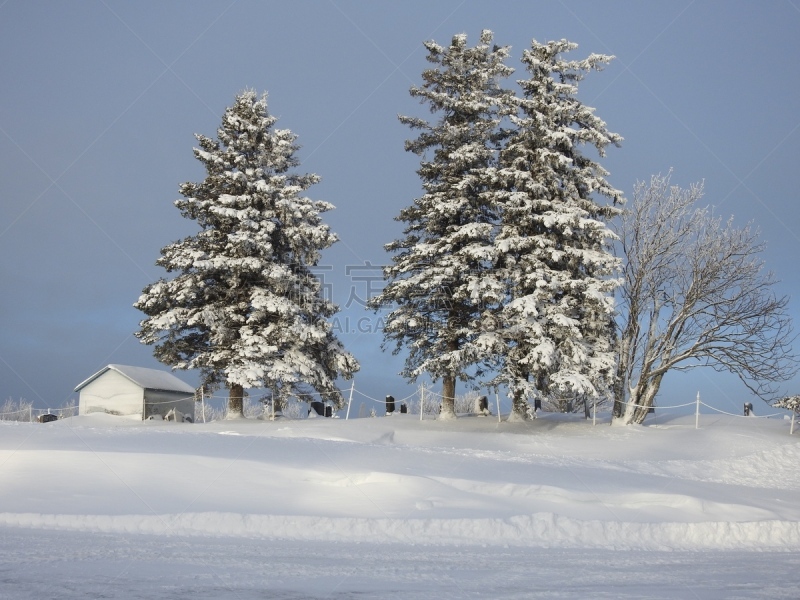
[2,1,799,416]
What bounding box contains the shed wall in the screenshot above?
[144,390,195,420]
[78,370,144,417]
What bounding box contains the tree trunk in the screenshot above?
[509,389,529,421]
[612,398,624,419]
[616,374,663,425]
[612,353,628,419]
[440,375,457,419]
[226,383,244,419]
[439,335,459,420]
[509,371,531,421]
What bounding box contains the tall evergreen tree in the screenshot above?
[371,30,514,418]
[135,90,358,417]
[493,39,622,419]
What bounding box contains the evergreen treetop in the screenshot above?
[135,90,358,415]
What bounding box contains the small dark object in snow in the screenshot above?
[309,401,333,417]
[474,396,491,416]
[400,403,407,414]
[385,395,395,415]
[744,402,754,416]
[37,414,58,423]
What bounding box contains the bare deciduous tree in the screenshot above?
[614,172,797,425]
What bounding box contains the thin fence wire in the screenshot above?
[615,399,697,410]
[3,386,797,434]
[698,401,783,419]
[0,408,31,418]
[32,406,78,418]
[0,398,33,422]
[612,394,795,434]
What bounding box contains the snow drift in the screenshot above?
[1,411,798,553]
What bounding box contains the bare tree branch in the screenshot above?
[613,172,797,425]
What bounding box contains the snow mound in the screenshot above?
[1,413,798,552]
[1,512,797,551]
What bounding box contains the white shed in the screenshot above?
[74,364,195,421]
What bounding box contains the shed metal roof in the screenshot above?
[74,364,195,394]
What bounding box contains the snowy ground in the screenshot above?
[1,411,799,598]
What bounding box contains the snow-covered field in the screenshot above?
[1,411,799,598]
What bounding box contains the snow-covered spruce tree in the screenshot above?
[135,90,358,418]
[370,30,514,419]
[492,39,622,420]
[773,396,800,414]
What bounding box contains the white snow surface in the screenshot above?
[2,412,799,598]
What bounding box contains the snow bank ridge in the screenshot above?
[2,512,798,551]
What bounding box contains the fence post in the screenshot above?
[593,397,596,427]
[419,385,424,421]
[29,406,33,423]
[695,392,700,430]
[791,411,796,436]
[345,380,355,420]
[495,393,501,423]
